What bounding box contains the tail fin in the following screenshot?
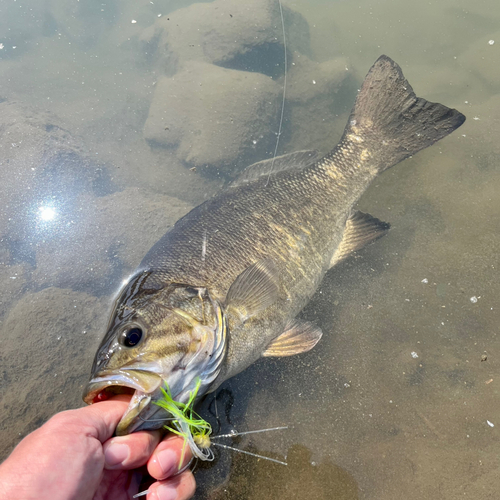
[343,55,465,173]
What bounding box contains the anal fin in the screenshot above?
[330,211,390,268]
[263,319,322,357]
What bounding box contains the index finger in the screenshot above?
[147,435,193,480]
[86,395,164,470]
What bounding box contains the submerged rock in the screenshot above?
[0,287,108,461]
[144,62,282,173]
[32,187,192,295]
[139,0,315,175]
[139,0,353,177]
[0,99,114,266]
[139,0,311,76]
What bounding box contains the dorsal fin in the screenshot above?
[230,150,320,187]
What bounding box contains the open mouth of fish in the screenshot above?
[83,368,162,403]
[83,369,170,435]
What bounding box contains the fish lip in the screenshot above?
[114,375,210,436]
[115,391,156,435]
[82,368,169,436]
[82,369,163,404]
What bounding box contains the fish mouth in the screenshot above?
[83,369,172,435]
[83,368,209,435]
[83,369,163,404]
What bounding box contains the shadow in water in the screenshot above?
[199,443,359,500]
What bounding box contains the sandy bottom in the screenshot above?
[1,0,500,499]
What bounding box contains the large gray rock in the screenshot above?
[0,99,113,262]
[139,0,311,75]
[144,62,282,172]
[0,287,109,461]
[139,0,354,176]
[139,0,317,175]
[32,187,192,294]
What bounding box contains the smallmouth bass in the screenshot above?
[83,56,465,435]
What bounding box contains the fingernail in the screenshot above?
[156,483,178,500]
[157,448,178,476]
[104,442,129,468]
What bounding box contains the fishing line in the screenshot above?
[139,416,176,422]
[211,442,288,465]
[210,425,289,440]
[265,0,287,188]
[214,390,219,427]
[132,425,288,498]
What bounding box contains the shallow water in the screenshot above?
[1,0,500,498]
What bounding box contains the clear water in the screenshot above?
[1,0,499,498]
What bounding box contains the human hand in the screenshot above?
[0,396,195,500]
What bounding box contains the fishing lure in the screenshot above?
[154,377,214,466]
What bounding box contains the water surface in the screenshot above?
[1,0,499,498]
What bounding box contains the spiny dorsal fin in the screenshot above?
[329,211,390,268]
[225,259,278,323]
[263,319,322,357]
[229,150,320,187]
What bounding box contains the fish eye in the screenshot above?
[119,326,144,348]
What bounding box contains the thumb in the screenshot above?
[59,396,131,444]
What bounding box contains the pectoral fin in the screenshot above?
[263,319,322,357]
[225,259,278,323]
[329,211,390,268]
